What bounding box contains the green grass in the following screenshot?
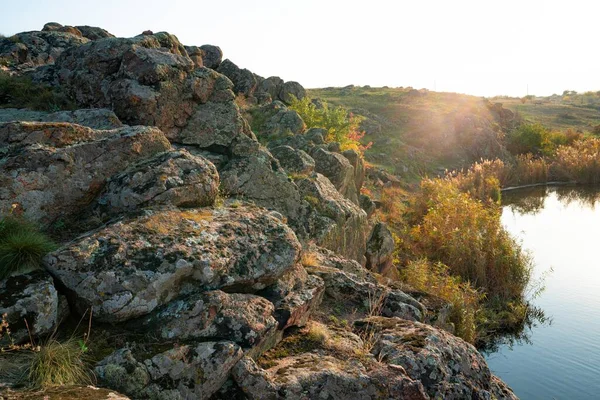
[0,216,56,279]
[0,71,76,111]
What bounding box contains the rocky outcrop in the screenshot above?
[312,147,359,204]
[296,174,368,262]
[95,342,243,400]
[45,205,301,322]
[217,59,258,97]
[0,122,171,225]
[0,386,130,399]
[0,271,63,345]
[356,317,519,400]
[0,29,89,69]
[0,108,122,130]
[278,81,306,104]
[89,148,219,220]
[270,145,315,175]
[75,25,115,41]
[365,222,395,274]
[234,353,428,400]
[199,44,223,69]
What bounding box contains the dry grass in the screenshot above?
[27,338,91,389]
[301,251,319,268]
[553,137,600,184]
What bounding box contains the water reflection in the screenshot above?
[486,185,600,400]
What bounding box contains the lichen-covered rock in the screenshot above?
[342,148,365,192]
[359,193,377,217]
[0,108,122,130]
[217,59,258,97]
[0,271,61,346]
[258,264,324,330]
[90,149,219,220]
[256,76,283,101]
[45,206,301,322]
[296,173,368,262]
[365,222,395,275]
[199,44,223,69]
[0,123,171,225]
[233,354,428,400]
[269,145,315,175]
[356,317,518,400]
[259,102,306,137]
[0,30,89,69]
[219,148,303,220]
[96,342,243,400]
[278,81,306,104]
[131,290,278,348]
[183,45,204,67]
[75,25,115,40]
[311,147,359,204]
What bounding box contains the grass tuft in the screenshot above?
[28,338,91,389]
[0,216,56,279]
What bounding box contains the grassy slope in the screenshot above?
[309,86,506,179]
[492,96,600,131]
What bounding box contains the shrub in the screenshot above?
[553,137,600,183]
[288,96,371,154]
[410,179,532,302]
[0,216,56,279]
[27,338,91,388]
[512,154,549,185]
[401,259,480,343]
[0,71,75,111]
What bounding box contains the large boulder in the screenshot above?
[0,122,171,225]
[0,271,63,346]
[44,205,301,322]
[311,147,359,204]
[130,290,278,348]
[269,145,315,176]
[75,25,115,40]
[217,59,258,97]
[365,222,395,275]
[256,76,283,101]
[90,148,219,221]
[356,317,519,400]
[233,353,428,400]
[257,101,306,138]
[183,45,204,67]
[199,44,223,69]
[96,342,243,400]
[296,173,368,262]
[278,81,306,104]
[0,30,89,69]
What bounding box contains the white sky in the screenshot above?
[1,0,598,97]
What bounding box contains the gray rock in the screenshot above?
[199,44,223,69]
[359,194,376,218]
[342,149,365,192]
[0,30,89,69]
[183,45,203,67]
[131,290,278,348]
[278,81,306,104]
[0,108,123,130]
[0,271,60,345]
[96,342,243,400]
[260,103,306,137]
[269,145,315,175]
[365,222,395,275]
[0,386,131,399]
[75,25,115,41]
[233,354,428,400]
[44,205,301,322]
[311,147,359,204]
[0,122,171,225]
[357,317,519,400]
[217,59,257,97]
[296,173,368,263]
[256,76,283,100]
[90,149,219,220]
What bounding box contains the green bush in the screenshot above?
[507,123,580,157]
[288,96,371,154]
[0,216,56,279]
[0,71,75,111]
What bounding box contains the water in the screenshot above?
[485,186,600,400]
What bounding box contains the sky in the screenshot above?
[1,0,598,97]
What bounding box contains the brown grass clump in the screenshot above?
[553,137,600,184]
[27,338,91,389]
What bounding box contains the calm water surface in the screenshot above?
[485,186,600,400]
